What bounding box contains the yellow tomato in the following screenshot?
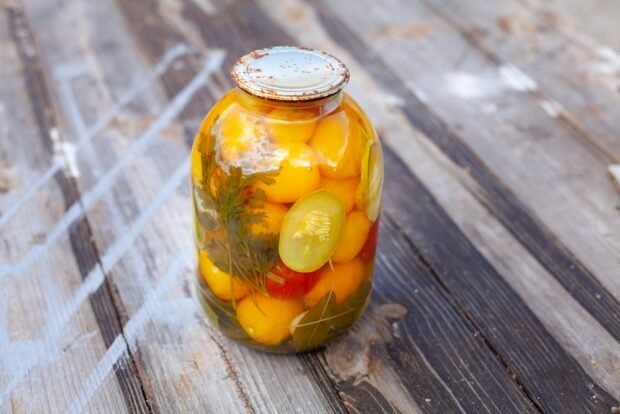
[198,250,248,301]
[257,142,320,203]
[266,108,317,143]
[218,107,268,162]
[248,202,288,235]
[304,259,365,307]
[332,210,371,263]
[236,293,304,345]
[319,176,358,213]
[310,111,364,179]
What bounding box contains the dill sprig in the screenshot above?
[193,129,279,295]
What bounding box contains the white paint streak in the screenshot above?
[0,49,224,404]
[0,50,224,280]
[53,62,88,80]
[58,142,80,177]
[445,72,499,99]
[594,46,620,75]
[384,94,405,107]
[191,0,217,15]
[598,46,620,65]
[55,68,88,178]
[539,99,562,118]
[609,164,620,191]
[406,82,428,103]
[481,103,498,114]
[444,69,534,100]
[150,297,198,327]
[0,159,189,405]
[66,250,192,414]
[0,297,10,349]
[0,43,189,229]
[499,64,538,92]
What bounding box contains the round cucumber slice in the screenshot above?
[279,189,345,272]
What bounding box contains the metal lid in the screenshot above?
[231,46,350,101]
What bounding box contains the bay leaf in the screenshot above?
[293,291,337,352]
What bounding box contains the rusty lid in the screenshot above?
[231,46,350,101]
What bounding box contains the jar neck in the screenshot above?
[234,87,343,115]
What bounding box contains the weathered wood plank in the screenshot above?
[4,0,620,412]
[3,0,252,412]
[0,2,140,413]
[538,0,620,51]
[353,214,539,413]
[260,2,613,408]
[260,0,620,403]
[13,0,259,411]
[116,0,546,411]
[115,0,596,410]
[383,147,618,412]
[20,0,347,412]
[113,1,357,413]
[315,0,620,340]
[418,0,620,160]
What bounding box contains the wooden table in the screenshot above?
[1,0,619,412]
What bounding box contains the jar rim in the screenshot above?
[231,46,350,102]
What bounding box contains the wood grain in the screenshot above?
[2,0,620,412]
[0,2,137,413]
[313,0,620,344]
[383,147,617,412]
[19,0,346,411]
[115,2,537,412]
[422,0,620,160]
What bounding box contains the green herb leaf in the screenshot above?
[292,281,372,351]
[193,127,280,293]
[293,291,337,352]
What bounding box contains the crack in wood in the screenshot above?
[209,332,257,414]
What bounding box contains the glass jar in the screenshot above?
[191,47,383,353]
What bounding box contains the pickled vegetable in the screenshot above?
[236,293,304,345]
[248,202,288,236]
[199,250,248,301]
[357,141,384,220]
[319,176,358,213]
[304,259,365,307]
[310,111,364,179]
[218,107,269,162]
[293,280,371,351]
[257,142,320,203]
[279,190,345,272]
[192,59,382,352]
[266,260,319,298]
[359,220,380,261]
[332,210,371,263]
[266,108,317,143]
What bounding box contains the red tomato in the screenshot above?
[359,219,379,261]
[266,260,319,298]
